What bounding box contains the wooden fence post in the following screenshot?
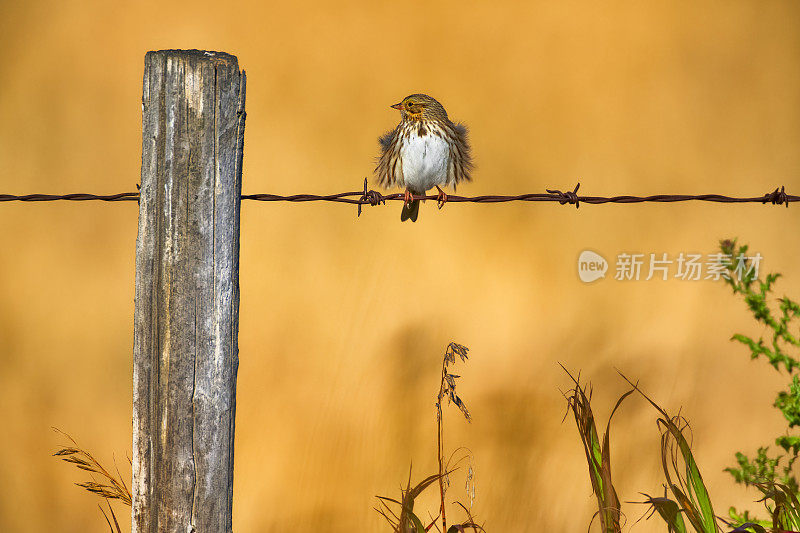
[132,49,246,532]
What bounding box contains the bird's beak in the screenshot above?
[390,102,403,110]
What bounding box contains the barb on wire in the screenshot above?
[357,178,385,217]
[546,183,581,208]
[0,183,795,216]
[763,186,789,208]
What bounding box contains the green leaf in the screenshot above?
[639,494,687,533]
[407,510,426,533]
[728,523,768,533]
[775,376,800,427]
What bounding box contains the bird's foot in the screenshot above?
[404,188,414,207]
[435,186,448,209]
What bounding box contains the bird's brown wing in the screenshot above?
[375,126,404,188]
[446,122,473,189]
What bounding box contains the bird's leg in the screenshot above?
[435,185,448,209]
[404,188,414,207]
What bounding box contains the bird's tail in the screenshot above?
[400,199,420,222]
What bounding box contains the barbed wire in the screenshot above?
[0,192,139,202]
[0,181,793,216]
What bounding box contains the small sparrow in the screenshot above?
[375,94,473,222]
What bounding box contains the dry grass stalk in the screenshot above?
[52,428,130,532]
[377,342,483,532]
[98,499,123,533]
[437,342,471,531]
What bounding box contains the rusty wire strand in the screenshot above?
[0,181,793,214]
[0,192,140,202]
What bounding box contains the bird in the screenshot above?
[374,94,473,222]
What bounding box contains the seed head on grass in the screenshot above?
[437,342,471,423]
[52,428,130,532]
[52,428,131,506]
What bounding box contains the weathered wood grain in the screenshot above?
[133,49,246,532]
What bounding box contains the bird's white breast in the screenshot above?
[400,128,450,193]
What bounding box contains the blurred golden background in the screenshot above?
[1,1,799,531]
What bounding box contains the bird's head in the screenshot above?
[390,94,448,121]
